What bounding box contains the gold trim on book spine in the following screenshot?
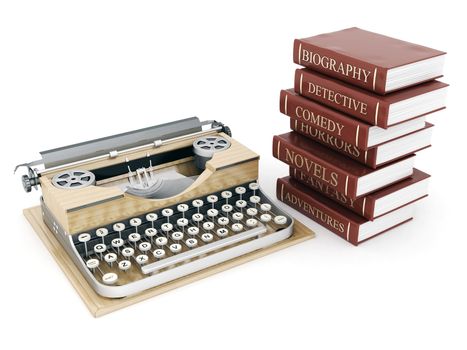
[362,197,366,217]
[364,150,368,163]
[372,68,378,91]
[293,168,297,177]
[294,119,298,129]
[284,94,288,115]
[298,43,302,64]
[355,125,360,148]
[375,102,380,125]
[280,183,284,201]
[344,175,349,196]
[346,222,350,241]
[276,140,281,158]
[300,73,303,94]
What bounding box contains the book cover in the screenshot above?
[293,27,445,94]
[272,132,415,198]
[291,118,433,168]
[290,167,430,220]
[294,69,447,128]
[277,176,415,245]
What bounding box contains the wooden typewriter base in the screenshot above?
[24,206,315,317]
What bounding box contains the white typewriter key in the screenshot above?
[203,222,215,231]
[249,195,261,204]
[122,247,135,258]
[217,217,229,226]
[186,238,198,248]
[216,228,229,238]
[129,218,142,231]
[139,242,152,253]
[95,228,109,244]
[78,233,91,242]
[113,223,125,238]
[155,236,168,247]
[246,218,258,227]
[136,254,149,265]
[231,223,244,232]
[249,182,260,191]
[274,215,287,225]
[171,231,184,241]
[128,233,141,248]
[78,233,91,256]
[236,200,247,209]
[232,212,244,221]
[187,226,200,236]
[235,186,246,195]
[192,199,204,209]
[169,243,182,254]
[201,233,214,242]
[146,213,158,227]
[247,207,258,216]
[207,208,219,218]
[102,273,118,285]
[177,218,189,227]
[161,223,173,233]
[145,227,158,240]
[192,213,204,223]
[86,258,99,271]
[104,253,117,266]
[177,204,189,213]
[153,249,166,259]
[260,213,272,223]
[260,203,272,212]
[207,195,218,204]
[94,243,107,259]
[112,238,124,254]
[222,204,233,213]
[221,190,232,200]
[162,208,174,217]
[118,260,131,271]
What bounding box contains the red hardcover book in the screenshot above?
[281,89,431,148]
[272,132,415,198]
[294,69,447,128]
[277,176,416,245]
[293,27,445,94]
[291,118,433,169]
[290,167,430,220]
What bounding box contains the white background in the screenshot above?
[1,1,465,349]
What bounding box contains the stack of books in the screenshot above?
[273,28,448,245]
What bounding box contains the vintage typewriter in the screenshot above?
[16,117,308,301]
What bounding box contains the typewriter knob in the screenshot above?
[22,175,32,193]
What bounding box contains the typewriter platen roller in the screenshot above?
[17,117,301,299]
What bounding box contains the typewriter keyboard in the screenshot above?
[70,182,293,297]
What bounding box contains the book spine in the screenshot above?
[280,90,371,149]
[290,118,378,168]
[290,167,376,220]
[272,135,358,197]
[293,39,388,94]
[277,177,359,245]
[294,69,391,128]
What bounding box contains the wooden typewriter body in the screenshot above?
[17,117,303,300]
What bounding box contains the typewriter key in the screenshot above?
[102,272,118,285]
[274,215,287,225]
[153,249,166,259]
[155,236,168,247]
[118,260,131,271]
[96,228,109,244]
[231,223,243,232]
[78,233,91,257]
[216,228,229,238]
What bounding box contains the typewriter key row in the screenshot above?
[76,183,288,285]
